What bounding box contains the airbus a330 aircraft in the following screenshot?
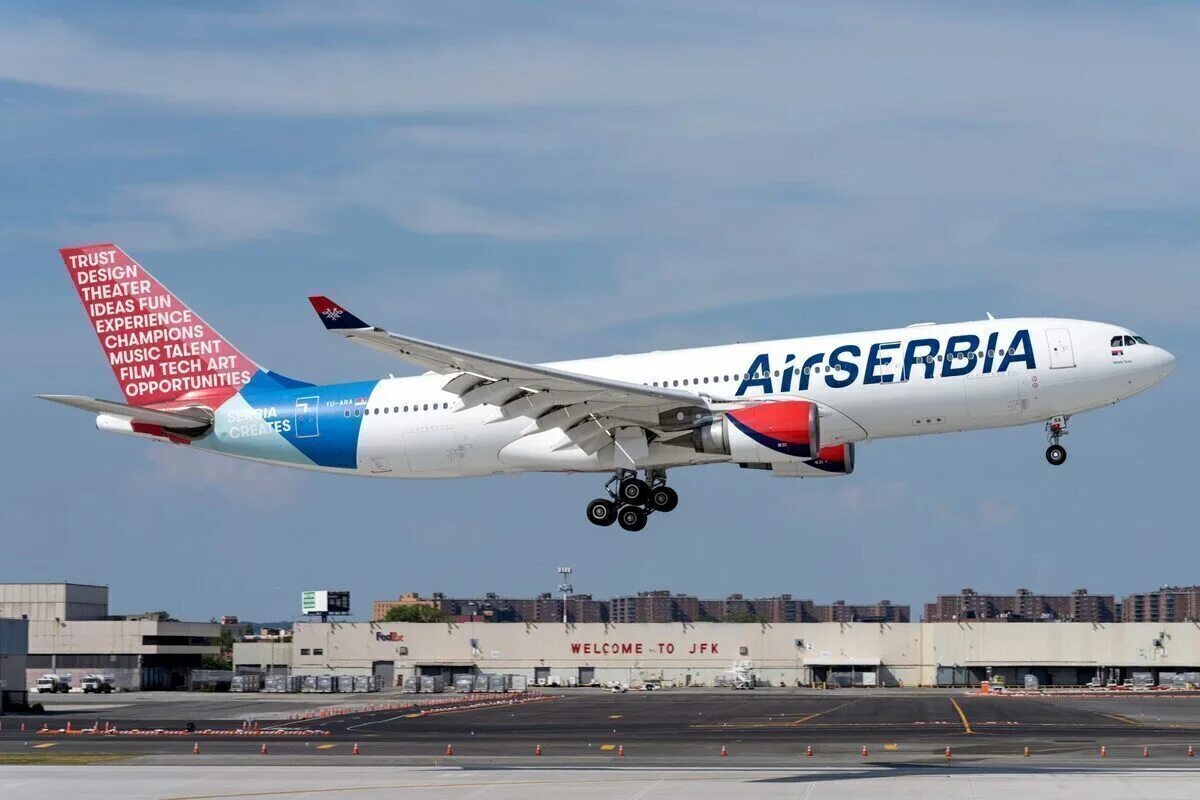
[44,244,1176,531]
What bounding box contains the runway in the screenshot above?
[4,690,1200,765]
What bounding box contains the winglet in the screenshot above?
[308,296,370,330]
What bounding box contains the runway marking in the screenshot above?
[949,697,974,735]
[600,744,616,751]
[160,770,886,800]
[316,744,338,750]
[884,743,900,751]
[608,715,623,719]
[1100,713,1141,726]
[31,743,58,749]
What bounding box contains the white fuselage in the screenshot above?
[203,317,1171,478]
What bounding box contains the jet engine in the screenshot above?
[771,443,855,477]
[689,400,821,464]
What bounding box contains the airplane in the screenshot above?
[42,244,1176,532]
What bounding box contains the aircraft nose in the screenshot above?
[1161,347,1177,377]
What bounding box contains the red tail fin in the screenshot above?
[59,244,258,407]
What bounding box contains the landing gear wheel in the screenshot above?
[586,498,617,526]
[649,485,679,513]
[618,505,648,532]
[618,478,650,505]
[1045,444,1067,466]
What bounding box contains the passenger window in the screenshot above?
[682,379,689,386]
[423,404,429,411]
[703,377,709,384]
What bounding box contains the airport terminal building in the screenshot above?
[281,620,1200,688]
[0,583,223,691]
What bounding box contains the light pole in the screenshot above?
[557,567,573,624]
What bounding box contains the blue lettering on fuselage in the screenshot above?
[735,329,1036,396]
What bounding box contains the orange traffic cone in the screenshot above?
[535,743,543,756]
[1023,746,1031,757]
[445,744,454,756]
[193,742,200,755]
[1143,746,1150,758]
[1189,745,1195,758]
[944,746,952,760]
[720,745,728,757]
[261,743,268,755]
[806,744,814,757]
[860,745,868,757]
[617,744,625,757]
[1100,745,1107,758]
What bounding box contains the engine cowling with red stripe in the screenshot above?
[692,401,821,463]
[771,443,856,477]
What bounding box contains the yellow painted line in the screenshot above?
[1101,712,1141,726]
[949,697,974,735]
[789,697,864,726]
[884,743,900,751]
[32,743,58,749]
[315,743,338,750]
[608,714,623,720]
[599,744,616,751]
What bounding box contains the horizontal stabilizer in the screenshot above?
[37,394,213,429]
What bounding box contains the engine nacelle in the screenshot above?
[771,443,855,477]
[691,401,820,464]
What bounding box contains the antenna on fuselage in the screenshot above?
[986,312,996,320]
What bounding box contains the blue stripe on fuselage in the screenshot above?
[238,376,378,470]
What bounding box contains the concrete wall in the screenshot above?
[0,583,108,622]
[287,621,1200,687]
[232,641,293,674]
[25,619,221,691]
[0,618,29,710]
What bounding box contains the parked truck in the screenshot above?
[81,674,115,694]
[35,674,71,693]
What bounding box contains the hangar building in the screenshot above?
[1,583,222,691]
[281,620,1200,688]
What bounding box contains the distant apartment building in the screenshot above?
[1121,586,1200,623]
[373,589,909,624]
[924,588,1116,622]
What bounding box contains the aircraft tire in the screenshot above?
[586,499,617,526]
[618,506,648,532]
[1045,444,1067,466]
[619,478,650,505]
[650,486,679,512]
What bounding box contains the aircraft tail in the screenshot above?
[58,244,260,408]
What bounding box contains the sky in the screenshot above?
[2,1,1198,622]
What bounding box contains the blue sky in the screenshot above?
[2,1,1197,621]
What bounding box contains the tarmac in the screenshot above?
[5,688,1200,766]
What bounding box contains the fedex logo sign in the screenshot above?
[375,632,404,642]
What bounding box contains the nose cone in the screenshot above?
[1152,346,1177,383]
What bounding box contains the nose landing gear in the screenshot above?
[1045,416,1069,466]
[585,469,679,530]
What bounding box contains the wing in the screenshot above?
[308,296,719,453]
[38,394,213,429]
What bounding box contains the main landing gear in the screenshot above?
[586,469,678,531]
[1045,416,1069,466]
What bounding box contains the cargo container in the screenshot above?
[316,675,335,693]
[301,675,319,693]
[352,675,374,693]
[402,676,421,693]
[231,674,262,693]
[263,675,292,693]
[509,674,528,692]
[487,674,507,693]
[420,675,445,693]
[473,675,489,692]
[454,676,475,693]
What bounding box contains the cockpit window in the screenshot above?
[1134,336,1149,345]
[1110,336,1124,347]
[1123,335,1137,347]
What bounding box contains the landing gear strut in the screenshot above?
[1045,416,1069,466]
[585,469,679,530]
